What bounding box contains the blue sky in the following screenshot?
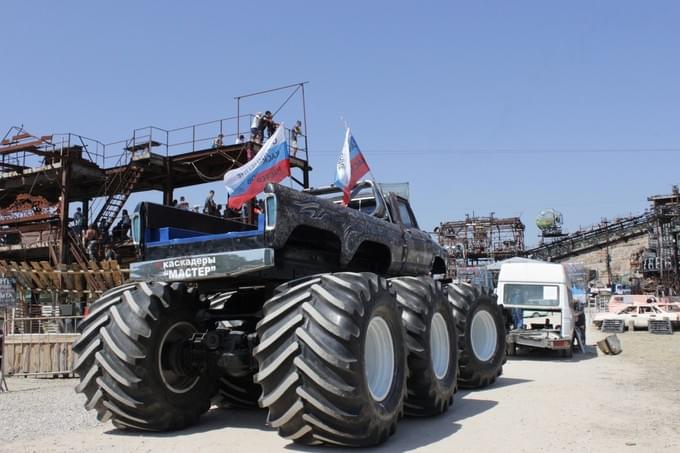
[2,1,679,245]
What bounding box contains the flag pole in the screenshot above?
[335,121,382,206]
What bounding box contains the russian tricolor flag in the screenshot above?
[334,129,370,205]
[224,124,290,209]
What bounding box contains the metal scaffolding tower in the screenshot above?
[436,213,525,277]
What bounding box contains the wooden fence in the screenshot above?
[0,259,129,376]
[0,259,128,296]
[3,331,79,377]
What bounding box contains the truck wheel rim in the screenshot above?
[364,316,395,402]
[470,310,497,362]
[159,321,200,394]
[430,312,450,379]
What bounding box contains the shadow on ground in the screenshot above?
[284,376,530,452]
[105,407,272,437]
[467,376,532,391]
[507,344,599,363]
[103,375,530,450]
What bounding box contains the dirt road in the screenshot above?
[2,327,679,453]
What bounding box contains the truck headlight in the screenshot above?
[265,194,277,231]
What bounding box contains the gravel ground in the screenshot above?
[1,323,679,452]
[0,378,100,443]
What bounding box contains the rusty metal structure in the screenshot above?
[0,83,312,376]
[0,119,310,269]
[436,213,525,277]
[646,185,680,292]
[528,215,651,261]
[527,185,680,294]
[0,83,310,271]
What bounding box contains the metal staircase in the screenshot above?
[93,161,144,228]
[66,228,103,292]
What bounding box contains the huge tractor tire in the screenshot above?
[254,272,407,447]
[390,276,458,416]
[73,282,218,430]
[213,374,261,409]
[448,283,506,389]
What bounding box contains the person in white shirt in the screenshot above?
[235,134,245,144]
[177,196,190,210]
[250,112,263,143]
[291,120,303,156]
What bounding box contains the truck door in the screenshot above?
[389,194,432,273]
[561,285,575,340]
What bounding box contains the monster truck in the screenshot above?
[73,180,505,446]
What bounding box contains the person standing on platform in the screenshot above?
[177,196,190,210]
[72,207,84,235]
[251,112,263,143]
[291,120,303,157]
[204,190,217,216]
[262,111,277,139]
[212,133,224,148]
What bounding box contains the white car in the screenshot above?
[593,304,679,330]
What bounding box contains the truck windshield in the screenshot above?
[504,284,560,307]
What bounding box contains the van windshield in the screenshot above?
[504,284,560,307]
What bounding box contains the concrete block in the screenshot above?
[597,334,623,355]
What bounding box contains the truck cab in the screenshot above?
[496,261,576,357]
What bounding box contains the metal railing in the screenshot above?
[126,114,308,162]
[0,131,107,172]
[2,111,309,176]
[2,112,310,228]
[3,315,82,377]
[8,315,83,335]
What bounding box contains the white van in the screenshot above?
[496,260,577,357]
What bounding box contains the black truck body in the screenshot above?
[130,181,447,286]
